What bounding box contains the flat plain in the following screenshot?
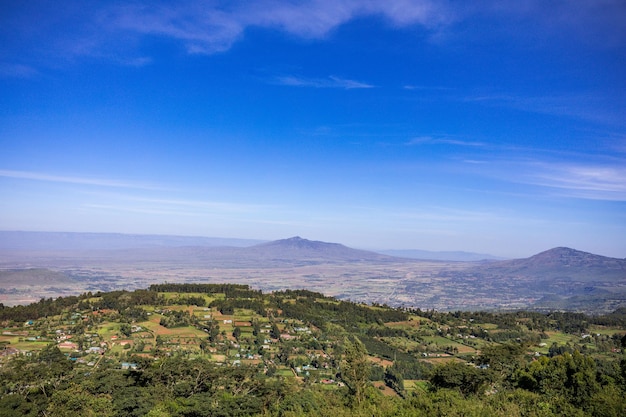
[1,234,624,313]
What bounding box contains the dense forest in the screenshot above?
[0,283,625,416]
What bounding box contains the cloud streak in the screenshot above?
[465,93,626,127]
[274,75,373,89]
[461,158,626,202]
[108,1,452,54]
[6,0,624,67]
[111,195,276,214]
[100,0,626,57]
[525,163,626,201]
[0,170,160,190]
[406,136,485,147]
[17,0,452,60]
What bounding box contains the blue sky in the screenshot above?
[1,0,625,258]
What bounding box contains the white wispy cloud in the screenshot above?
[6,0,625,65]
[464,93,626,127]
[406,136,485,147]
[525,163,626,201]
[104,0,626,56]
[79,189,280,215]
[247,0,453,36]
[0,169,160,190]
[108,3,245,54]
[118,195,276,214]
[403,85,452,91]
[274,75,373,89]
[461,157,626,201]
[82,203,201,217]
[119,56,153,67]
[50,1,453,58]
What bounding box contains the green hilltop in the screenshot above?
[0,283,625,416]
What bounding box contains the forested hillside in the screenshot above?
[1,284,625,416]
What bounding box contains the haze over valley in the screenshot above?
[1,232,624,314]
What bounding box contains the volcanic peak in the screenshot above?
[257,236,344,251]
[526,247,622,267]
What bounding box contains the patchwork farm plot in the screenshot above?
[1,283,624,405]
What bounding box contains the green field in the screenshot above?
[1,283,624,417]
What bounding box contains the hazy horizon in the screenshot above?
[1,230,622,260]
[1,1,625,259]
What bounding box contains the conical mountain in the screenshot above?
[247,236,404,263]
[472,247,626,282]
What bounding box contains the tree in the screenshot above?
[479,342,526,385]
[515,351,600,407]
[586,384,626,416]
[384,366,405,396]
[120,323,132,338]
[199,338,210,353]
[155,335,164,347]
[202,320,220,342]
[339,336,370,405]
[270,322,281,339]
[430,361,494,396]
[47,384,114,417]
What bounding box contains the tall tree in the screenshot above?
[339,336,370,405]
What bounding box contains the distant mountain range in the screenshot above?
[0,231,265,250]
[97,236,407,267]
[1,232,624,312]
[0,231,496,262]
[0,233,409,269]
[0,231,506,262]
